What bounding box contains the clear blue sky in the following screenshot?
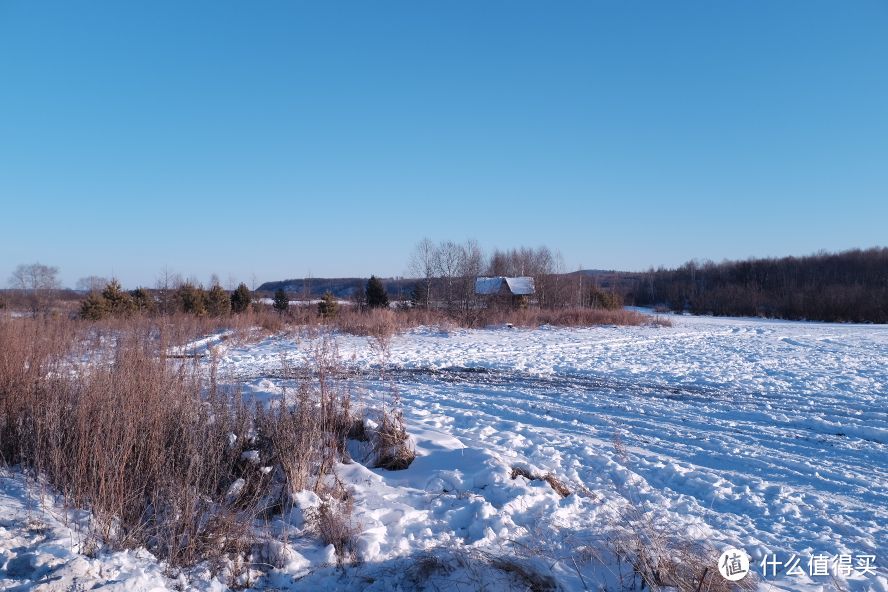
[2,1,886,288]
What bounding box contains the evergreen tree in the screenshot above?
[79,291,108,320]
[102,279,135,317]
[177,283,208,316]
[207,284,231,317]
[365,275,389,309]
[231,283,252,313]
[409,282,429,308]
[317,291,338,319]
[588,286,622,310]
[273,288,289,314]
[129,287,156,314]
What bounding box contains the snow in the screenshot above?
[256,298,352,306]
[0,469,227,591]
[2,313,886,590]
[504,276,535,295]
[474,276,535,295]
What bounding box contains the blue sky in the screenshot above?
[1,1,886,288]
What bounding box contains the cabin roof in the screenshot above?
[474,276,535,296]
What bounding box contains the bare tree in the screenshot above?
[76,276,110,292]
[434,240,464,311]
[408,238,438,309]
[9,262,61,315]
[156,267,183,315]
[456,239,484,315]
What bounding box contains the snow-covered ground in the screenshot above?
[2,313,886,590]
[0,470,205,591]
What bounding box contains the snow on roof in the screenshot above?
[475,277,504,295]
[474,277,535,296]
[504,277,535,295]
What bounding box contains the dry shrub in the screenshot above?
[368,394,415,471]
[13,347,236,562]
[605,434,753,592]
[1,320,262,566]
[332,307,452,337]
[332,308,398,338]
[0,315,365,570]
[488,554,559,592]
[609,508,756,592]
[370,412,415,471]
[305,491,361,564]
[404,547,557,592]
[259,337,354,496]
[510,467,571,498]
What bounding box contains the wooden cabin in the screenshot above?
[474,276,535,308]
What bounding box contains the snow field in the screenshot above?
[1,313,885,590]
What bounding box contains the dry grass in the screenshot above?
[402,547,558,592]
[259,336,354,496]
[331,307,452,337]
[305,485,361,565]
[510,466,571,498]
[606,434,756,592]
[0,318,258,565]
[369,403,416,471]
[0,314,365,569]
[479,306,671,328]
[609,520,756,592]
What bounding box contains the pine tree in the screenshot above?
[318,291,338,319]
[129,287,156,314]
[588,286,622,310]
[273,288,289,314]
[102,279,135,317]
[207,284,231,317]
[231,283,252,313]
[177,283,207,316]
[366,275,389,309]
[410,282,429,308]
[80,291,108,320]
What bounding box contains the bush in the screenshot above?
[370,405,415,471]
[305,495,360,564]
[0,315,366,569]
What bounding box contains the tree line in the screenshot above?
[629,247,888,323]
[79,279,254,320]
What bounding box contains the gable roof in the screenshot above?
[474,276,535,296]
[474,277,504,295]
[504,277,535,295]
